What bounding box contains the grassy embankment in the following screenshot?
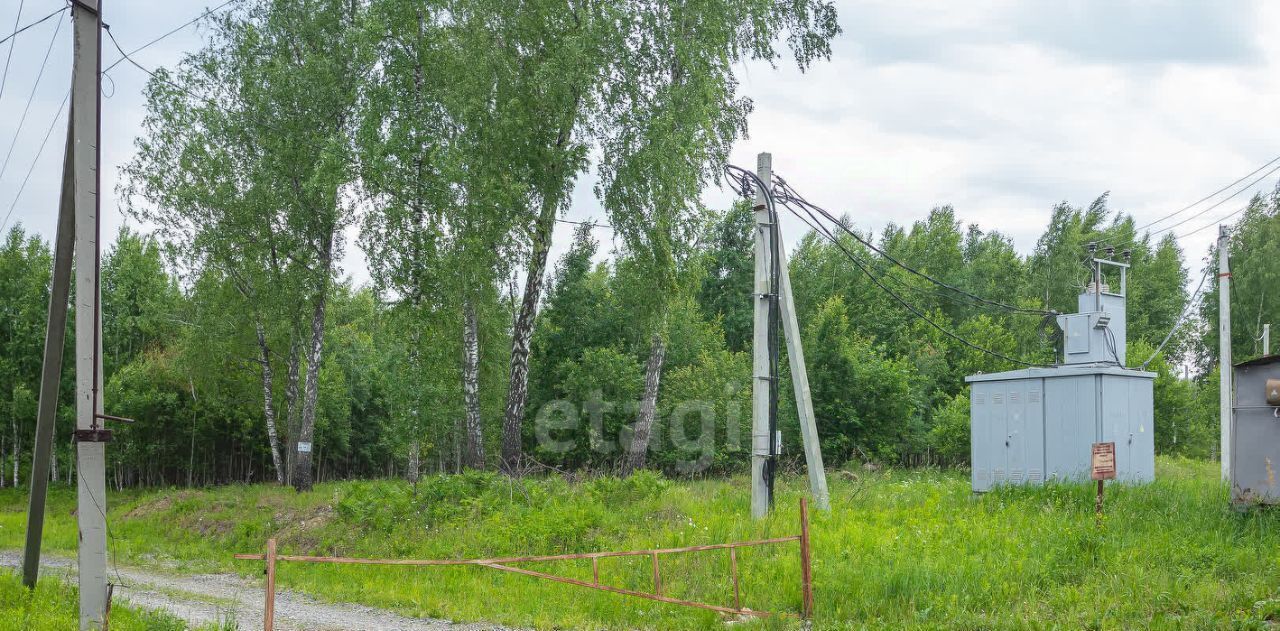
[1,457,1279,630]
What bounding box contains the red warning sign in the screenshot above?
[1091,442,1116,481]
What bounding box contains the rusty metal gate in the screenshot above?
[235,498,814,629]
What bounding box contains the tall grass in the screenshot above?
[1,458,1278,629]
[0,571,196,631]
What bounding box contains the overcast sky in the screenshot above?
[1,0,1277,290]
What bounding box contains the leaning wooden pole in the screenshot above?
[21,127,76,589]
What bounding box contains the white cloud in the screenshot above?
[3,0,1278,293]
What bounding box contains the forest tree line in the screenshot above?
[4,188,1278,488]
[1,0,1278,489]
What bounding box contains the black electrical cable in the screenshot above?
[0,4,65,48]
[725,164,1052,369]
[771,176,1056,317]
[726,164,782,506]
[1138,263,1211,370]
[0,90,67,235]
[0,0,26,103]
[106,27,456,215]
[102,0,243,73]
[0,10,64,184]
[1135,153,1280,232]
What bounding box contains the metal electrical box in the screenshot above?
[968,366,1154,491]
[966,257,1155,492]
[1230,355,1280,505]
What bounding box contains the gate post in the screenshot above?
[264,539,277,631]
[799,498,813,619]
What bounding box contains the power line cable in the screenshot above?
[0,4,66,48]
[102,0,243,73]
[770,175,1055,316]
[1109,162,1280,254]
[781,195,1028,316]
[1136,153,1280,232]
[0,90,68,235]
[0,0,25,103]
[726,164,1051,368]
[1147,163,1280,238]
[0,11,64,183]
[788,194,1050,367]
[1138,263,1211,370]
[1173,204,1252,240]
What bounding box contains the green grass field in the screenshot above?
[2,457,1279,630]
[0,571,194,631]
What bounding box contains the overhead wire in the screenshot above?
[770,175,1055,316]
[1138,262,1212,370]
[102,0,243,73]
[726,164,1051,368]
[1107,161,1280,255]
[0,4,66,48]
[0,90,68,235]
[1136,153,1280,232]
[0,0,25,103]
[786,192,1050,368]
[0,10,64,183]
[1145,162,1280,238]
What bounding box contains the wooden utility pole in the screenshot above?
[1218,225,1232,481]
[751,153,773,519]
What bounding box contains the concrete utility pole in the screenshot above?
[776,239,830,511]
[749,152,830,516]
[74,1,110,627]
[751,153,772,519]
[1264,323,1271,356]
[22,5,110,627]
[1218,225,1232,482]
[21,130,76,589]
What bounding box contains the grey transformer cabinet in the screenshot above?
[966,257,1155,493]
[1230,355,1280,506]
[968,367,1154,492]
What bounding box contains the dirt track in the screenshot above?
[0,550,511,630]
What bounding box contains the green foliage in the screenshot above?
[806,296,916,464]
[4,460,1280,630]
[0,572,190,631]
[928,392,971,465]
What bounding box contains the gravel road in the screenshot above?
[0,550,512,630]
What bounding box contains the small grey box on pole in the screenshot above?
[1218,225,1232,481]
[751,153,773,519]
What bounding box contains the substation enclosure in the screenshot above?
[965,259,1155,492]
[1230,355,1280,505]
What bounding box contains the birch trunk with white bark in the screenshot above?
[622,334,667,476]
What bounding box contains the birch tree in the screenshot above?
[479,0,840,472]
[126,0,369,491]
